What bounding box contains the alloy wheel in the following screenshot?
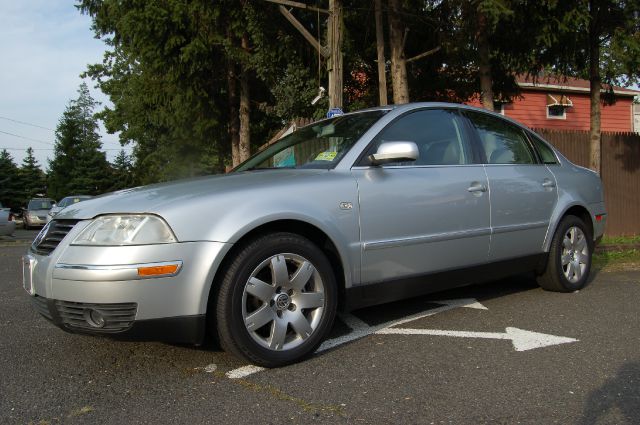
[241,253,325,351]
[561,226,589,283]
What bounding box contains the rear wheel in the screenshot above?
[215,232,337,367]
[537,215,593,292]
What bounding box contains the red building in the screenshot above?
[468,75,640,133]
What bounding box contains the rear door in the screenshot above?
[463,111,558,261]
[352,108,491,283]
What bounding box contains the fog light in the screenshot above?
[84,309,106,328]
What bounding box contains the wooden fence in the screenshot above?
[534,129,640,236]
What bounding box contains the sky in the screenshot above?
[0,1,130,170]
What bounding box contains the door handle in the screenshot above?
[467,182,487,194]
[542,179,556,189]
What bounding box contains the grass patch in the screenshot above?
[593,249,640,271]
[601,235,640,245]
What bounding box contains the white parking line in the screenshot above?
[225,365,266,379]
[224,298,486,379]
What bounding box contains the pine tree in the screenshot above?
[110,149,134,191]
[17,147,47,205]
[0,149,21,209]
[48,82,113,199]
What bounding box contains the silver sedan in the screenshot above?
[22,103,606,367]
[0,209,16,236]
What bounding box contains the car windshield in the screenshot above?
[59,196,90,208]
[28,200,53,210]
[234,110,388,171]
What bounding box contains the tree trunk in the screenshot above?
[227,59,240,167]
[374,0,387,106]
[588,0,601,174]
[388,0,409,104]
[328,0,344,109]
[477,10,494,111]
[238,33,251,163]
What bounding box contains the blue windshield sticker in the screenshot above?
[326,108,344,118]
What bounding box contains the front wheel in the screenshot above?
[537,215,593,292]
[214,232,337,367]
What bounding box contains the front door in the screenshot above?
[352,109,491,284]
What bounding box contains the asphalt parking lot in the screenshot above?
[1,233,639,424]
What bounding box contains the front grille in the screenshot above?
[31,219,80,256]
[31,295,52,320]
[55,300,138,333]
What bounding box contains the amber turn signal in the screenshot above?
[137,264,180,277]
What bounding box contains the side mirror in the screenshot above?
[368,141,419,166]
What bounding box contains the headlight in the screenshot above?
[71,215,177,246]
[29,213,39,220]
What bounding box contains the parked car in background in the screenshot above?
[0,209,16,236]
[23,198,55,229]
[47,196,93,223]
[22,103,606,367]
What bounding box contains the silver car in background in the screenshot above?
[23,198,55,229]
[47,195,92,223]
[22,103,606,367]
[0,209,16,236]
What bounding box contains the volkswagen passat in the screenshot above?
[23,103,606,367]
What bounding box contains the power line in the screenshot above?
[0,129,54,146]
[0,116,55,131]
[0,147,133,151]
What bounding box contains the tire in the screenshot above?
[215,232,337,367]
[537,215,593,292]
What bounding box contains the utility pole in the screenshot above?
[267,0,343,109]
[327,0,343,109]
[374,0,387,106]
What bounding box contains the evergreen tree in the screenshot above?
[110,149,135,191]
[0,149,21,209]
[79,0,324,179]
[17,147,47,205]
[48,82,113,199]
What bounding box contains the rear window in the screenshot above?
[28,200,53,210]
[529,134,559,165]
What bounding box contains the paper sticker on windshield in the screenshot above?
[315,151,337,161]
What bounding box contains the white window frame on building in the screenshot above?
[546,94,572,120]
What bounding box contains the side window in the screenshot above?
[529,133,559,165]
[360,109,471,166]
[466,111,536,165]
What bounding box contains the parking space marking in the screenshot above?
[224,298,487,379]
[377,327,578,351]
[225,365,266,379]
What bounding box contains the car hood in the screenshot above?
[57,169,330,221]
[28,209,51,215]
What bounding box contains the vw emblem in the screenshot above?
[275,293,290,310]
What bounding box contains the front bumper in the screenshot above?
[27,215,47,226]
[24,220,231,343]
[30,295,205,343]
